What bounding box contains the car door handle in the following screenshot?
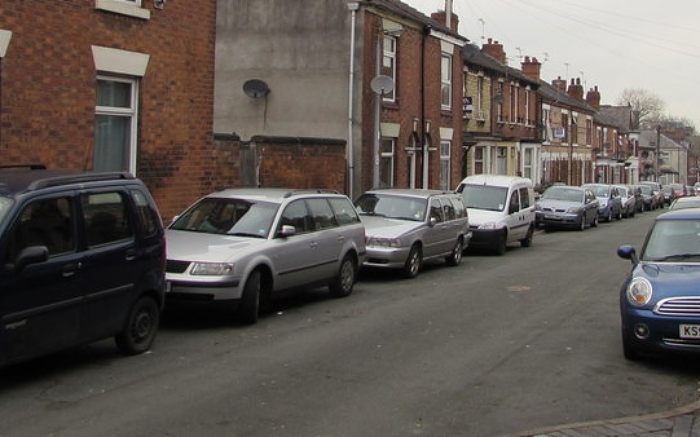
[310,242,318,248]
[62,262,81,278]
[125,249,137,261]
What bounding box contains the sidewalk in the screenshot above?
[497,400,700,437]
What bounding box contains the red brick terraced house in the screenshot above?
[0,0,217,219]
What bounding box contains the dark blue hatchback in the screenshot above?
[618,208,700,360]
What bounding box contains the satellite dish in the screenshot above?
[243,79,270,98]
[371,75,394,95]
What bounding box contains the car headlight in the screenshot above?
[478,222,498,230]
[626,277,652,306]
[367,236,401,248]
[191,262,234,276]
[566,206,581,214]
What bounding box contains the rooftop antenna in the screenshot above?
[579,70,586,89]
[542,52,549,63]
[516,47,523,61]
[478,18,485,44]
[564,62,570,82]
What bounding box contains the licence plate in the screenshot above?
[679,324,700,338]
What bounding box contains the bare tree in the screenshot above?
[616,88,665,129]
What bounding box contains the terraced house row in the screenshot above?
[0,0,691,219]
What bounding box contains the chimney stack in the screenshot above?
[552,76,567,91]
[567,78,584,101]
[586,86,601,110]
[521,56,541,82]
[482,38,506,63]
[431,10,459,32]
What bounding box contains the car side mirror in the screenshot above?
[276,224,297,238]
[428,217,437,227]
[11,245,49,272]
[617,245,638,264]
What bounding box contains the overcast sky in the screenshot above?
[404,0,700,129]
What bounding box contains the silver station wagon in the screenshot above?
[354,189,471,279]
[165,189,366,324]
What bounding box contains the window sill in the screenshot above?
[95,0,151,20]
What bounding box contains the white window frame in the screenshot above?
[382,36,397,102]
[441,54,452,110]
[439,140,451,190]
[95,0,150,20]
[380,137,395,188]
[95,75,139,174]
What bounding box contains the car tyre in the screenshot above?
[520,225,534,247]
[494,231,507,256]
[238,269,261,325]
[445,237,463,266]
[622,330,640,361]
[329,254,357,297]
[403,244,422,279]
[578,215,586,231]
[115,296,160,356]
[591,213,599,228]
[606,210,613,222]
[616,208,623,221]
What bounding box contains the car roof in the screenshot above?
[0,166,136,196]
[361,188,457,199]
[458,174,532,188]
[205,188,343,203]
[657,208,700,220]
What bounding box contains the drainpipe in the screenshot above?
[347,3,359,199]
[421,25,431,188]
[0,30,12,149]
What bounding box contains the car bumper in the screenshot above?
[622,307,700,355]
[363,246,411,269]
[468,228,502,250]
[165,276,242,304]
[536,211,581,228]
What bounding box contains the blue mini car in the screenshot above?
[618,208,700,360]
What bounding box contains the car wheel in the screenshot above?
[606,210,613,222]
[591,213,598,228]
[403,244,422,279]
[329,254,357,297]
[115,296,160,355]
[616,208,623,220]
[520,225,534,247]
[445,238,463,266]
[578,214,586,231]
[494,231,507,256]
[238,269,261,324]
[622,330,640,361]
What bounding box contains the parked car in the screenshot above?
[669,196,700,210]
[634,184,658,211]
[670,183,688,199]
[662,184,676,205]
[535,185,599,231]
[581,183,622,222]
[629,185,645,213]
[455,175,536,256]
[638,181,665,208]
[354,189,470,279]
[0,165,166,368]
[614,185,636,218]
[165,189,366,324]
[618,208,700,360]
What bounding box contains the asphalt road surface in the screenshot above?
[1,208,699,437]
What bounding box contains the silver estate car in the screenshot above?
[165,189,366,324]
[354,189,471,279]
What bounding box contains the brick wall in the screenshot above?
[0,0,216,220]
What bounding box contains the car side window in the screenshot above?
[279,200,312,234]
[429,199,444,223]
[441,197,456,221]
[328,197,360,225]
[449,197,466,219]
[519,188,530,209]
[131,189,160,238]
[82,191,134,247]
[509,190,521,214]
[6,196,76,259]
[306,198,338,230]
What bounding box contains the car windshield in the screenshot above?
[169,197,278,238]
[642,219,700,262]
[458,184,508,212]
[584,185,609,197]
[355,194,426,221]
[542,187,582,202]
[0,197,13,225]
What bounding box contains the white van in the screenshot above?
[455,175,536,255]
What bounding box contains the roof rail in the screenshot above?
[283,189,340,198]
[0,164,47,170]
[27,172,135,190]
